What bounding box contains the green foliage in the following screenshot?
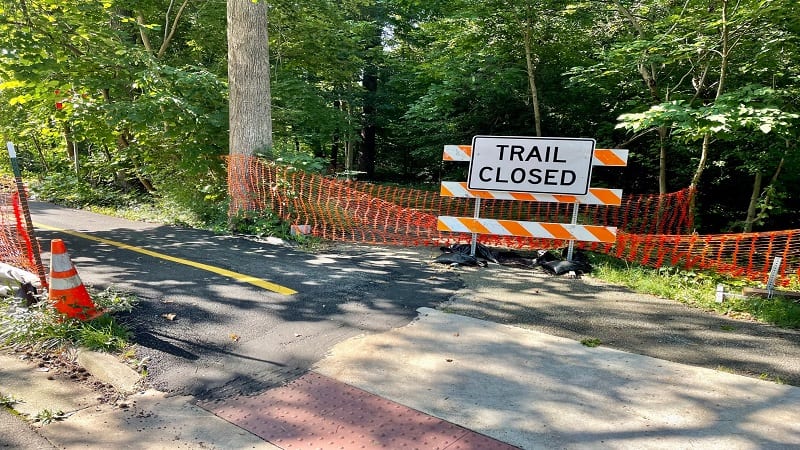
[0,0,798,232]
[617,86,799,142]
[227,209,288,238]
[269,145,329,174]
[0,286,136,353]
[580,338,602,347]
[589,253,800,328]
[33,173,145,209]
[34,409,69,425]
[0,394,17,408]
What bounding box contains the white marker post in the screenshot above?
[766,257,783,299]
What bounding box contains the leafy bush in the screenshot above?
[33,173,145,209]
[227,209,288,237]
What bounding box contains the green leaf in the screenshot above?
[0,80,26,90]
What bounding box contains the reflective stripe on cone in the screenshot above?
[48,239,101,321]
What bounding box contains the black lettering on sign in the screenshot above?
[552,147,566,163]
[479,167,492,182]
[497,144,509,160]
[528,168,543,185]
[494,168,508,183]
[477,167,579,187]
[510,145,525,161]
[544,169,559,185]
[527,146,542,162]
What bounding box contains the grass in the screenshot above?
[0,394,17,408]
[588,252,800,329]
[580,338,602,347]
[0,286,136,353]
[33,409,70,425]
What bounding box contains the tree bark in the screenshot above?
[227,0,272,216]
[63,124,78,175]
[358,21,381,179]
[523,26,542,137]
[136,12,154,53]
[614,0,666,194]
[746,150,786,232]
[227,0,272,157]
[743,171,762,232]
[658,126,667,194]
[689,0,730,215]
[330,99,341,173]
[157,0,191,59]
[358,67,377,177]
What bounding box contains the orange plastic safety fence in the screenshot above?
[610,231,800,286]
[239,155,798,286]
[0,179,38,274]
[227,155,693,242]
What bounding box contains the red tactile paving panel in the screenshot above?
[201,372,518,450]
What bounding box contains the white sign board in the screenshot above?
[467,136,595,195]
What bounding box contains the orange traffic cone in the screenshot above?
[48,239,101,321]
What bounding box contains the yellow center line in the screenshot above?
[34,222,297,295]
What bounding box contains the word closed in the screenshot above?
[467,136,595,195]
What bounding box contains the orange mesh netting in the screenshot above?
[0,179,38,274]
[228,155,799,286]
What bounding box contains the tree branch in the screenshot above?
[157,0,190,59]
[136,12,154,53]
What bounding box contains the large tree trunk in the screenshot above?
[358,63,377,178]
[358,22,381,179]
[227,0,272,157]
[227,0,272,216]
[330,99,341,173]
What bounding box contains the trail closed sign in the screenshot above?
[467,136,595,195]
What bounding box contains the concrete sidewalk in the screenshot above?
[0,350,276,449]
[315,308,800,449]
[2,307,799,449]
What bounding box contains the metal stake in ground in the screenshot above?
[6,141,48,288]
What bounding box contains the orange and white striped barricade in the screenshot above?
[440,182,623,206]
[437,217,618,243]
[441,139,628,258]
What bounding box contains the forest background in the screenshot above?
[1,0,798,235]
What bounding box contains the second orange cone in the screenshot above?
[49,239,101,321]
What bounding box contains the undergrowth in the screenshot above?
[588,253,800,328]
[0,286,137,353]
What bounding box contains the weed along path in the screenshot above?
[28,201,462,400]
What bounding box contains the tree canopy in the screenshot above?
[0,0,797,232]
